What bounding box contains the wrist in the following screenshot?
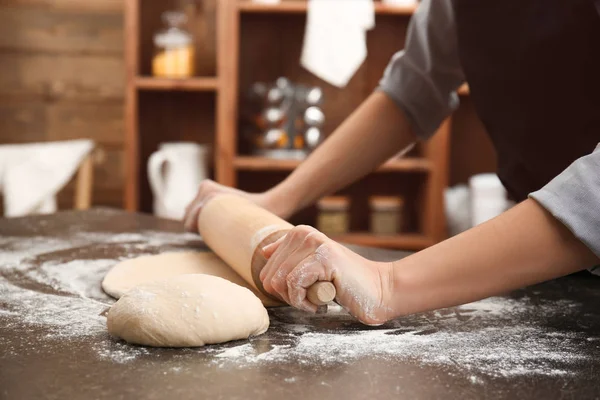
[376,260,397,322]
[262,185,300,219]
[380,258,423,320]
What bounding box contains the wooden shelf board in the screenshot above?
[135,77,219,91]
[234,156,432,172]
[333,232,433,250]
[238,1,417,15]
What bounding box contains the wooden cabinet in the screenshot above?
[124,0,461,250]
[124,0,219,212]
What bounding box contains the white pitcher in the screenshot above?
[148,142,210,220]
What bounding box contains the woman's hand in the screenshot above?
[183,180,290,232]
[260,225,393,325]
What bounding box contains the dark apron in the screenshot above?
[452,0,600,201]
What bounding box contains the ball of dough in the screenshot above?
[106,274,270,347]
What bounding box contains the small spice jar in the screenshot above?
[317,196,350,236]
[152,11,195,78]
[369,196,404,235]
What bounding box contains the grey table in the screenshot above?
[1,209,600,400]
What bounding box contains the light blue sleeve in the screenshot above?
[529,143,600,273]
[377,0,465,139]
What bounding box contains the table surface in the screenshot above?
[1,209,600,400]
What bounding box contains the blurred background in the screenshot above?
[0,0,503,250]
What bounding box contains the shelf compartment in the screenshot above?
[135,77,219,91]
[137,91,215,212]
[332,232,433,250]
[234,156,432,173]
[238,1,417,15]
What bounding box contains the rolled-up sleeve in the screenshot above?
[530,143,600,261]
[378,0,465,139]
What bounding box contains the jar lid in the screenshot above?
[369,196,404,211]
[317,196,350,211]
[154,29,192,48]
[154,11,192,48]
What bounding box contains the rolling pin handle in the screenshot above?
[306,281,336,306]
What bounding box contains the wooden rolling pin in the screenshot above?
[197,194,336,307]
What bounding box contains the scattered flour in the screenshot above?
[0,230,202,363]
[211,297,592,378]
[0,229,596,379]
[215,343,254,359]
[96,342,150,364]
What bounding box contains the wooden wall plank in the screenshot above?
[46,102,124,146]
[0,52,124,101]
[0,7,123,54]
[94,147,125,189]
[0,1,126,209]
[0,101,124,146]
[58,187,123,209]
[0,0,123,13]
[57,148,124,209]
[0,99,46,143]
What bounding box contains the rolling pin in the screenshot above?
[197,194,336,308]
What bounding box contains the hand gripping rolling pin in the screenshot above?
[198,194,336,308]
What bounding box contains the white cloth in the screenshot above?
[0,140,94,217]
[301,0,375,88]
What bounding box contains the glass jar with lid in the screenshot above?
[317,196,350,236]
[152,10,195,78]
[369,196,404,235]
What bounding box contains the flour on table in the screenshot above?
[0,230,204,363]
[0,231,596,378]
[211,297,592,379]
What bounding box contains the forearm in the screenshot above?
[268,91,416,214]
[385,199,599,318]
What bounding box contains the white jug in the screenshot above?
[148,142,210,220]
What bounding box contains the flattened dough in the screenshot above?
[107,274,269,347]
[102,251,277,306]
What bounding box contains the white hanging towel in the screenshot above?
[0,139,94,217]
[301,0,375,88]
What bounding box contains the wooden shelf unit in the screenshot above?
[124,0,220,213]
[234,156,432,172]
[125,0,456,250]
[331,233,433,251]
[135,77,219,91]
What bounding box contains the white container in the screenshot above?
[148,142,210,220]
[382,0,418,6]
[469,173,508,226]
[444,184,471,236]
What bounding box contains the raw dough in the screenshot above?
[101,251,277,306]
[107,274,270,347]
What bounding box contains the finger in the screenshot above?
[261,234,287,260]
[286,258,322,313]
[287,258,328,312]
[261,227,321,300]
[259,235,288,283]
[183,200,204,232]
[260,237,300,300]
[260,226,310,284]
[268,233,326,304]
